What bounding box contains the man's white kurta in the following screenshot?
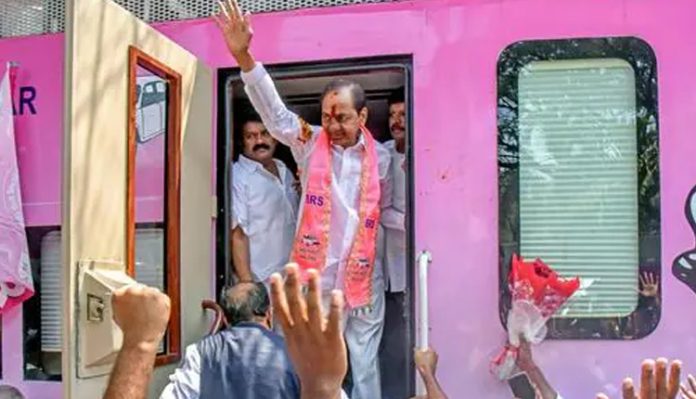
[231,155,299,281]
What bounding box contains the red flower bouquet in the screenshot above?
[491,254,580,380]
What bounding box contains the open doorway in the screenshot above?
[216,56,414,398]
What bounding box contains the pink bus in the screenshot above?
[0,0,695,397]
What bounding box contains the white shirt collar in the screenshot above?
[238,155,286,176]
[238,154,261,172]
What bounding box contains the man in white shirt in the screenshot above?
[216,2,391,397]
[230,115,299,285]
[382,90,407,293]
[379,91,408,399]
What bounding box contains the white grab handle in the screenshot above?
[417,250,432,350]
[415,250,432,396]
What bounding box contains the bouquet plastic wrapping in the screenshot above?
[491,254,580,380]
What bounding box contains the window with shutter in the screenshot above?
[497,37,660,340]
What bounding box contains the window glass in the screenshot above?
[498,37,660,339]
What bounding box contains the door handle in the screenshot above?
[417,250,432,350]
[78,260,137,378]
[415,250,432,396]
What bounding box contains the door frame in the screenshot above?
[215,55,417,395]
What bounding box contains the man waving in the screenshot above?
[215,1,392,398]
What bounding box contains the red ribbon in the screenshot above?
[490,343,519,375]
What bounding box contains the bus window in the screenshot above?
[21,226,177,380]
[220,59,413,398]
[497,37,660,339]
[23,227,61,380]
[136,79,167,143]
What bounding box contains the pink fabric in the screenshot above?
[0,64,33,313]
[290,127,381,310]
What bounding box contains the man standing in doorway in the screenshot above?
[379,90,408,399]
[215,1,392,397]
[381,90,407,294]
[230,114,299,286]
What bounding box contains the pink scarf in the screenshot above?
[0,64,34,313]
[290,127,381,311]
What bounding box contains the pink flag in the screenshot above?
[0,63,34,313]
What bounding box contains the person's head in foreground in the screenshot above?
[220,281,272,328]
[0,385,25,399]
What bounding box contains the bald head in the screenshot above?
[320,79,366,112]
[319,78,369,148]
[0,386,24,399]
[220,282,271,327]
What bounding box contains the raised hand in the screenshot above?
[681,374,696,399]
[270,264,347,399]
[112,284,171,352]
[104,284,171,399]
[639,272,659,298]
[214,0,256,71]
[515,335,536,373]
[597,358,682,399]
[414,347,439,377]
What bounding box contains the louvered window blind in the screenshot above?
[518,59,639,318]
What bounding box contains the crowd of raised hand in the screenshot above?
[102,265,696,399]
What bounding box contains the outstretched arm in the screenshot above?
[215,0,315,159]
[103,285,171,399]
[411,348,448,399]
[515,337,558,399]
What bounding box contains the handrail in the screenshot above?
[416,250,432,396]
[201,299,228,335]
[417,250,432,350]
